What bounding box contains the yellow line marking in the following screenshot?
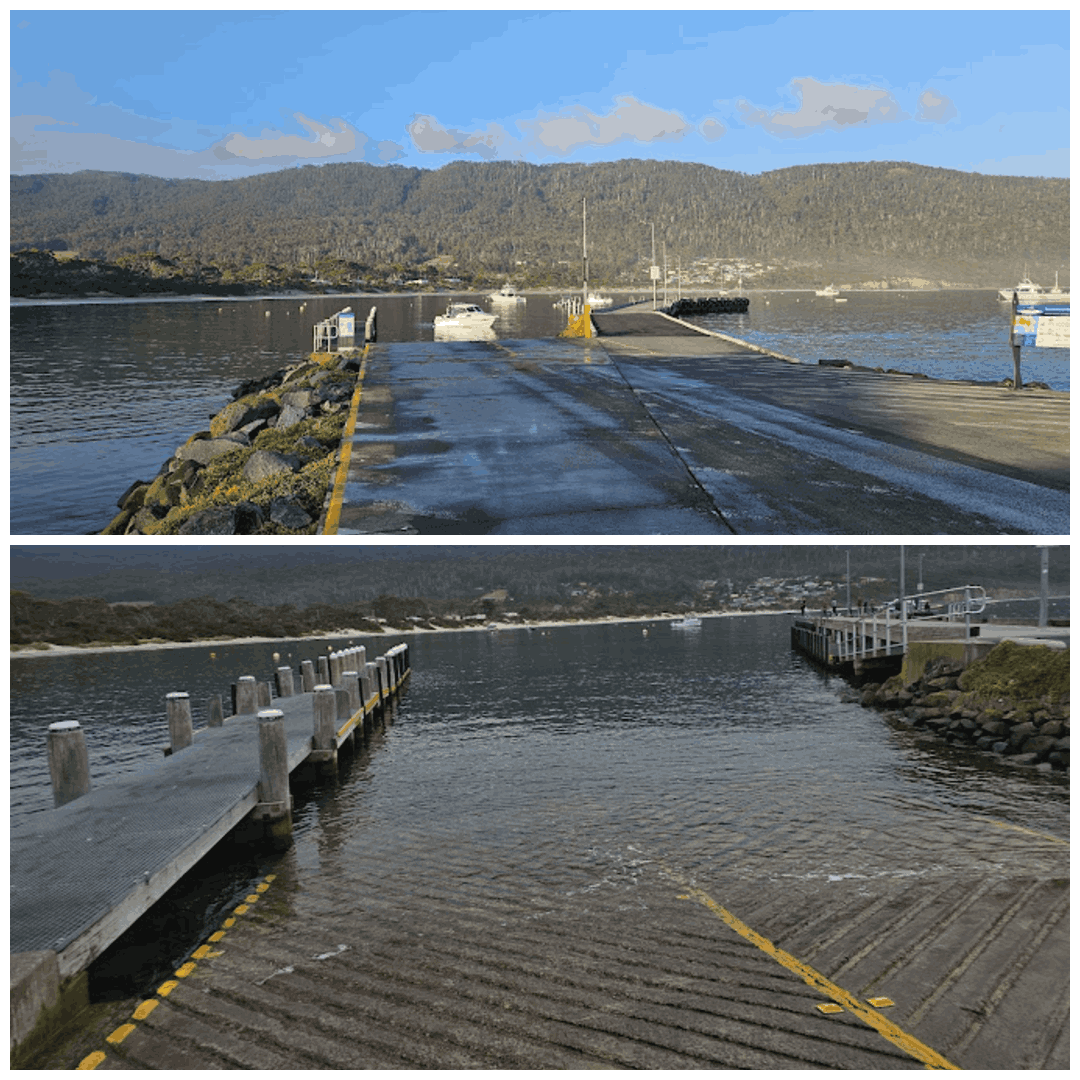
[77,1051,107,1070]
[323,347,368,534]
[868,996,895,1008]
[132,999,158,1021]
[974,816,1069,846]
[105,1023,136,1045]
[244,893,260,903]
[264,874,277,883]
[209,930,226,943]
[682,885,958,1070]
[175,962,197,978]
[234,903,250,915]
[817,1002,844,1014]
[255,882,271,893]
[222,917,236,929]
[336,709,363,739]
[157,979,179,997]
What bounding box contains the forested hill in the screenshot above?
[10,160,1068,288]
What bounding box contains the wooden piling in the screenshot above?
[276,666,295,698]
[343,671,361,718]
[257,681,272,708]
[310,685,339,775]
[235,675,258,715]
[208,693,224,728]
[46,721,91,808]
[318,655,330,685]
[254,709,292,848]
[300,659,316,693]
[166,692,194,753]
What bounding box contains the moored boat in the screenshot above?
[433,301,497,330]
[670,616,702,629]
[488,283,526,304]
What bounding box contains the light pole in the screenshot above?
[642,221,656,310]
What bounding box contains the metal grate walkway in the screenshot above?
[10,685,383,978]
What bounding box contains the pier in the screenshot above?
[322,305,1068,535]
[10,642,410,1060]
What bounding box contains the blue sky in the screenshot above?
[10,8,1070,181]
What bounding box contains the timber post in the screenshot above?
[254,709,292,848]
[166,692,194,753]
[310,685,339,775]
[47,721,92,808]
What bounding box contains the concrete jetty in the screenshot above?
[9,643,410,1061]
[322,307,1068,534]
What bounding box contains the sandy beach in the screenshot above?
[9,608,792,660]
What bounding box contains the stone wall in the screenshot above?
[855,640,1069,773]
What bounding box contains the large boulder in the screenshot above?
[177,507,237,534]
[269,497,314,531]
[210,396,280,438]
[242,449,300,484]
[274,402,308,429]
[175,438,249,467]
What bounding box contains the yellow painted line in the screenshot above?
[234,903,250,914]
[323,347,368,534]
[77,1051,107,1070]
[974,816,1069,846]
[132,999,158,1021]
[244,893,260,903]
[222,917,237,929]
[209,930,226,943]
[157,979,179,997]
[682,885,958,1070]
[105,1023,136,1045]
[175,961,197,978]
[255,881,271,893]
[264,874,276,882]
[336,709,363,740]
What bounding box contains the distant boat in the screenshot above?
[488,283,526,304]
[997,273,1069,303]
[815,284,841,298]
[586,293,613,308]
[670,617,702,629]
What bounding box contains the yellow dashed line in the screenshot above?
[78,874,279,1069]
[323,348,368,534]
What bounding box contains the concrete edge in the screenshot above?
[10,951,89,1065]
[652,309,804,364]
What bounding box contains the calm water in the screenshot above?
[686,288,1069,389]
[11,616,1067,990]
[10,289,1066,534]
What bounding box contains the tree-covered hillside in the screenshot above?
[10,160,1070,288]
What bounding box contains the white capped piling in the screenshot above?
[376,657,388,701]
[166,692,194,753]
[235,675,258,715]
[208,693,224,728]
[362,662,377,711]
[254,709,292,847]
[275,666,295,698]
[257,681,272,708]
[310,685,339,774]
[343,671,361,717]
[47,721,91,808]
[329,651,343,687]
[300,659,316,693]
[318,655,331,685]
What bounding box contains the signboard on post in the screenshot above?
[1012,303,1070,348]
[1009,296,1070,389]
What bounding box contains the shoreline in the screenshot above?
[9,608,793,659]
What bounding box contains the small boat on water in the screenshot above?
[815,284,841,298]
[586,292,613,308]
[670,617,702,629]
[997,273,1069,303]
[433,301,497,330]
[488,283,526,304]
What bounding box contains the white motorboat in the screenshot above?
[433,301,497,330]
[997,274,1069,303]
[815,284,841,297]
[670,617,702,629]
[586,292,613,308]
[488,283,526,304]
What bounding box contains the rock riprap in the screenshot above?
[102,358,358,535]
[856,639,1069,772]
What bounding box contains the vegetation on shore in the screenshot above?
[11,160,1070,294]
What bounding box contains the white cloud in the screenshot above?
[518,96,691,154]
[915,89,958,124]
[700,118,726,143]
[406,115,510,159]
[737,77,909,139]
[213,113,361,161]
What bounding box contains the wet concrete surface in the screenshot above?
[330,315,1068,534]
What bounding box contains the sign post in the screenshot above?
[1010,292,1070,389]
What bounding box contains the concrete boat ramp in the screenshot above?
[323,306,1068,534]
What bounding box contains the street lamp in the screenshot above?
[642,220,656,310]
